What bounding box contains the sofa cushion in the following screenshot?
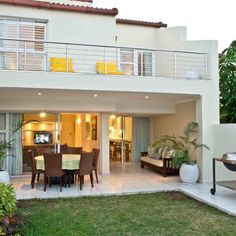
[141,156,163,167]
[162,146,171,159]
[148,146,161,159]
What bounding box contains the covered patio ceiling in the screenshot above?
[0,88,199,115]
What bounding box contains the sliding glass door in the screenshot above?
[109,116,132,164]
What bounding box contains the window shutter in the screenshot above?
[0,18,46,71]
[120,49,134,75]
[19,23,34,49]
[34,25,45,51]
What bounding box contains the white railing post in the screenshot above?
[105,47,108,74]
[16,51,19,71]
[24,41,27,70]
[205,54,208,80]
[66,44,68,72]
[45,42,48,72]
[174,52,177,79]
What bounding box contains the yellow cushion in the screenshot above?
[50,57,73,72]
[96,61,124,75]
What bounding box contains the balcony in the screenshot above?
[0,38,208,80]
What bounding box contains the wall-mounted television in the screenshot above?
[34,132,53,144]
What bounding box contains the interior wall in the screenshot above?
[150,101,196,143]
[80,113,100,152]
[60,114,75,146]
[22,122,56,146]
[124,117,132,141]
[75,114,82,147]
[22,113,56,146]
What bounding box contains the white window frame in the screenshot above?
[0,17,47,71]
[119,48,155,76]
[137,50,155,76]
[0,113,10,170]
[118,48,135,75]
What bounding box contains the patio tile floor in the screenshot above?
[11,163,236,216]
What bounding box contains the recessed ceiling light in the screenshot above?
[40,112,46,118]
[76,117,81,124]
[94,94,98,97]
[110,114,116,119]
[38,92,42,96]
[145,96,149,99]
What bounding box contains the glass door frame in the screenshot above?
[109,115,132,164]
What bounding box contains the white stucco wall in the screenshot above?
[212,124,236,182]
[156,26,187,50]
[150,101,196,144]
[0,4,116,45]
[116,24,158,48]
[116,25,187,50]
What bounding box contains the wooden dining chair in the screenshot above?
[76,152,94,190]
[43,153,66,192]
[64,147,83,187]
[29,150,44,189]
[92,148,100,183]
[66,146,83,154]
[37,147,53,155]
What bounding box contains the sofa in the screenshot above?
[140,151,179,177]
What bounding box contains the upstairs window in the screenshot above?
[119,49,155,76]
[138,51,154,76]
[0,18,47,71]
[119,49,135,75]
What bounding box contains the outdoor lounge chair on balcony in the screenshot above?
[96,61,124,75]
[50,57,74,72]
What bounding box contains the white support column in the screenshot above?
[195,40,219,183]
[100,113,110,175]
[196,93,219,183]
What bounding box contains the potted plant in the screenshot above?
[0,120,38,184]
[152,121,209,183]
[0,182,18,235]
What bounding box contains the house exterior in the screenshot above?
[0,0,220,183]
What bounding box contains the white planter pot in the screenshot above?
[0,170,10,184]
[179,163,199,184]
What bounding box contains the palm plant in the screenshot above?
[0,182,17,235]
[152,121,209,168]
[0,120,38,169]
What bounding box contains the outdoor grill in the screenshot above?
[210,153,236,195]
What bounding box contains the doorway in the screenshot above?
[109,115,132,164]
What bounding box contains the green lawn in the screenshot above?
[16,192,236,236]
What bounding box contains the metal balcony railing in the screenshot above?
[0,38,208,79]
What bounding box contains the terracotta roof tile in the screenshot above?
[0,0,118,16]
[116,19,167,28]
[71,0,92,2]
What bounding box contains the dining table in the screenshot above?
[35,154,81,170]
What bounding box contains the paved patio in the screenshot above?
[12,163,236,217]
